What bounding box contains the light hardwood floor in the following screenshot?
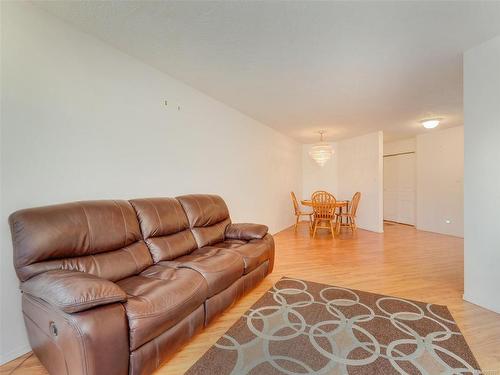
[2,222,500,374]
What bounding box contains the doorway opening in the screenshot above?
[383,151,416,226]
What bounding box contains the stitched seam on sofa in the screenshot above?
[80,204,93,253]
[178,253,243,273]
[209,195,228,224]
[221,249,253,268]
[58,294,125,308]
[222,247,263,260]
[161,235,174,261]
[90,254,102,277]
[177,262,241,275]
[126,288,205,319]
[208,196,218,225]
[58,294,124,310]
[183,230,196,254]
[124,243,142,274]
[172,200,183,233]
[150,199,164,236]
[155,335,160,367]
[24,292,125,311]
[65,309,90,374]
[177,258,233,273]
[121,275,205,299]
[113,200,129,247]
[194,200,203,227]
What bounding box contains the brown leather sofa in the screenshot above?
[9,194,274,375]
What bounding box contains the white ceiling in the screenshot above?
[35,1,500,143]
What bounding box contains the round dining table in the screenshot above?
[301,199,350,225]
[301,199,349,210]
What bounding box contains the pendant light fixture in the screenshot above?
[309,130,333,167]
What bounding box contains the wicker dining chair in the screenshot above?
[311,191,337,238]
[290,192,313,232]
[336,192,361,233]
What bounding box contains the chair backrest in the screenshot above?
[311,191,336,220]
[290,192,300,215]
[350,192,361,216]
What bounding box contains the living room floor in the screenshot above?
[2,222,499,375]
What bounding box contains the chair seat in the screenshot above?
[298,210,313,215]
[159,247,244,297]
[117,266,208,351]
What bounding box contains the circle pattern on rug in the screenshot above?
[186,277,481,375]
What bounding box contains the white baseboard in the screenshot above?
[0,344,31,366]
[358,224,384,234]
[463,294,500,314]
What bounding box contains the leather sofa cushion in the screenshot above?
[16,241,153,283]
[159,247,244,297]
[212,239,247,249]
[9,200,147,282]
[129,305,205,375]
[21,270,127,313]
[188,218,231,247]
[221,235,273,274]
[176,194,229,227]
[130,198,189,238]
[130,198,197,262]
[145,231,197,262]
[117,266,207,351]
[177,194,231,247]
[225,223,269,241]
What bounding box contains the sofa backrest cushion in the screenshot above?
[176,194,231,247]
[9,200,152,282]
[130,198,197,262]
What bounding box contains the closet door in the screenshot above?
[384,153,416,225]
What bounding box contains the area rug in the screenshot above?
[186,277,481,374]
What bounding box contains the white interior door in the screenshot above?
[383,153,416,225]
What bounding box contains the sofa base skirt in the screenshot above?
[129,304,205,375]
[205,260,269,325]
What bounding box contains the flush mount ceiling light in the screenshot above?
[309,130,333,167]
[420,118,441,129]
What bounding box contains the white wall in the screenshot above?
[463,36,500,314]
[384,138,416,156]
[337,131,384,233]
[0,2,302,363]
[301,143,338,200]
[416,126,464,237]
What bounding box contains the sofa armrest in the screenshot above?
[225,223,269,241]
[21,270,127,313]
